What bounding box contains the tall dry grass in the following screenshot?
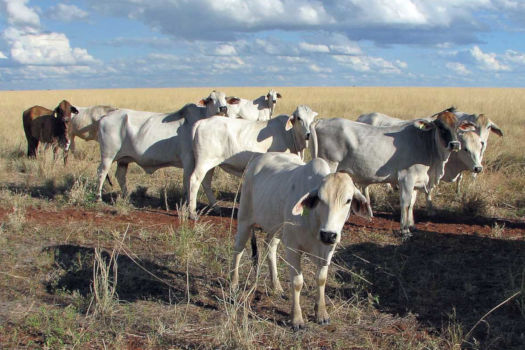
[0,87,523,218]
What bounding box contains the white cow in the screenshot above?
[357,110,485,212]
[226,89,282,121]
[231,152,369,330]
[188,105,317,219]
[96,91,229,201]
[311,111,476,237]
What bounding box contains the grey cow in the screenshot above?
[311,111,475,237]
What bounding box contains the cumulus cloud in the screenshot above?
[446,62,471,75]
[0,51,7,59]
[1,0,97,67]
[46,3,89,22]
[470,46,510,71]
[333,55,406,74]
[86,0,504,45]
[215,44,237,56]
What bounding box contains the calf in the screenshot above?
[22,100,78,162]
[311,111,475,237]
[231,152,369,330]
[226,89,282,121]
[188,105,317,219]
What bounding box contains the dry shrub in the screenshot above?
[91,247,119,317]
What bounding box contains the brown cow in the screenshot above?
[22,100,79,162]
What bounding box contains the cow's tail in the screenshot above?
[250,228,258,267]
[309,119,320,159]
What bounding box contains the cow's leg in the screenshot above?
[267,236,284,293]
[231,220,254,290]
[27,138,38,158]
[408,189,418,229]
[188,160,218,220]
[286,247,304,330]
[315,264,330,325]
[201,168,218,209]
[425,188,435,216]
[399,178,415,238]
[455,173,463,194]
[363,185,374,218]
[115,162,129,198]
[96,157,113,200]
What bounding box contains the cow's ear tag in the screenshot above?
[301,207,310,217]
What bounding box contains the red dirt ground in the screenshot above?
[1,206,523,239]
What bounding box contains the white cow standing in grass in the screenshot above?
[231,152,370,330]
[357,108,503,212]
[226,89,282,121]
[188,105,317,219]
[95,91,229,201]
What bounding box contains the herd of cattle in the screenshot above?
[21,89,503,329]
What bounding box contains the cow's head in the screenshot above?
[285,105,317,144]
[199,90,229,116]
[474,114,503,156]
[413,111,475,155]
[457,131,484,173]
[292,172,369,245]
[53,100,78,151]
[266,89,282,115]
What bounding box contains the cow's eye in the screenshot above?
[296,116,302,121]
[346,199,351,205]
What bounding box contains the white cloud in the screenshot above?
[3,0,40,29]
[3,28,98,65]
[334,55,405,74]
[0,51,7,59]
[47,4,89,22]
[1,0,97,66]
[446,62,471,75]
[504,50,525,65]
[215,44,237,56]
[470,46,510,71]
[308,64,332,73]
[299,42,330,54]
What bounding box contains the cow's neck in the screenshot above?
[289,128,305,155]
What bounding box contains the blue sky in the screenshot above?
[1,0,525,90]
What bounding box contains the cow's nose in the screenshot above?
[320,230,337,245]
[449,141,461,151]
[219,106,227,113]
[473,166,483,173]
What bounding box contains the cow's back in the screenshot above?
[23,106,54,140]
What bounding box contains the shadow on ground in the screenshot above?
[333,230,525,349]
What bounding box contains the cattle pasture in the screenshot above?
[0,87,524,349]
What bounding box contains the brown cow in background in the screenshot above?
[22,100,79,162]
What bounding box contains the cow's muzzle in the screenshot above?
[448,141,461,152]
[320,230,337,245]
[219,106,227,113]
[473,166,483,173]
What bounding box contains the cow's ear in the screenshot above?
[227,97,240,105]
[53,107,59,118]
[276,93,282,99]
[292,190,319,216]
[489,121,503,137]
[413,119,433,131]
[458,120,476,132]
[198,98,209,106]
[285,115,294,131]
[351,189,371,218]
[71,106,79,114]
[265,94,270,101]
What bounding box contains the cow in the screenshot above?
[188,105,318,219]
[231,152,370,330]
[226,89,282,121]
[357,109,503,211]
[22,100,79,162]
[310,111,476,237]
[95,91,228,201]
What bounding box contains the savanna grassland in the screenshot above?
[0,87,524,349]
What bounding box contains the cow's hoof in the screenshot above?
[317,317,330,325]
[189,212,198,221]
[292,323,305,332]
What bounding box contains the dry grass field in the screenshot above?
[0,87,524,349]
